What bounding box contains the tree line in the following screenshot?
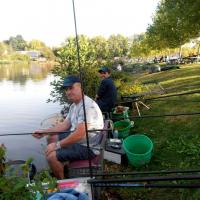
[145,0,200,56]
[0,35,55,60]
[49,35,144,105]
[2,1,200,104]
[50,0,200,104]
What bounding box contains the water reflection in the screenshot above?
[0,62,53,85]
[0,62,61,171]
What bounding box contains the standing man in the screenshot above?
[95,67,117,113]
[33,75,104,179]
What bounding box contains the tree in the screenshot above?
[8,35,27,51]
[28,40,55,60]
[129,34,150,58]
[107,34,129,58]
[49,35,100,105]
[28,40,46,50]
[147,0,200,50]
[0,42,8,58]
[89,36,109,61]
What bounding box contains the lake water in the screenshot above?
[0,62,62,171]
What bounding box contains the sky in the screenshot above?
[0,0,160,47]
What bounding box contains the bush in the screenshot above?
[0,146,57,200]
[118,81,144,96]
[10,53,30,62]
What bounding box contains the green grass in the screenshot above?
[0,60,12,64]
[103,63,200,200]
[136,64,200,94]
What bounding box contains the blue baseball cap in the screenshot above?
[98,66,110,73]
[61,75,80,89]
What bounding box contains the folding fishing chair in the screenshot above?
[65,120,109,178]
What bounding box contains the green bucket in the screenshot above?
[114,120,134,139]
[112,106,129,121]
[123,134,153,167]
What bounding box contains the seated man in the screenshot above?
[95,67,117,113]
[33,75,104,179]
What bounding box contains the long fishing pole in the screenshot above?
[0,128,112,137]
[92,183,200,189]
[72,0,93,178]
[130,112,200,119]
[76,168,200,177]
[146,99,200,103]
[0,131,71,137]
[121,89,200,101]
[110,111,200,120]
[88,173,200,184]
[145,90,200,101]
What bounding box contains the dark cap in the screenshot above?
[61,75,80,89]
[98,66,110,73]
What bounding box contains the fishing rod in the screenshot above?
[145,90,200,101]
[0,128,112,137]
[92,183,200,189]
[119,99,184,108]
[77,168,200,177]
[130,112,200,119]
[0,132,70,137]
[146,99,200,103]
[72,0,96,178]
[88,173,200,184]
[110,111,200,120]
[121,90,200,103]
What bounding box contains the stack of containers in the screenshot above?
[112,106,134,139]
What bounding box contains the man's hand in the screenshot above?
[45,143,57,156]
[32,130,46,139]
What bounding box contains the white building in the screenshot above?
[18,50,41,60]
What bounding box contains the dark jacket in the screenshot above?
[97,76,117,112]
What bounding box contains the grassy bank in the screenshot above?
[0,60,12,64]
[103,63,200,199]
